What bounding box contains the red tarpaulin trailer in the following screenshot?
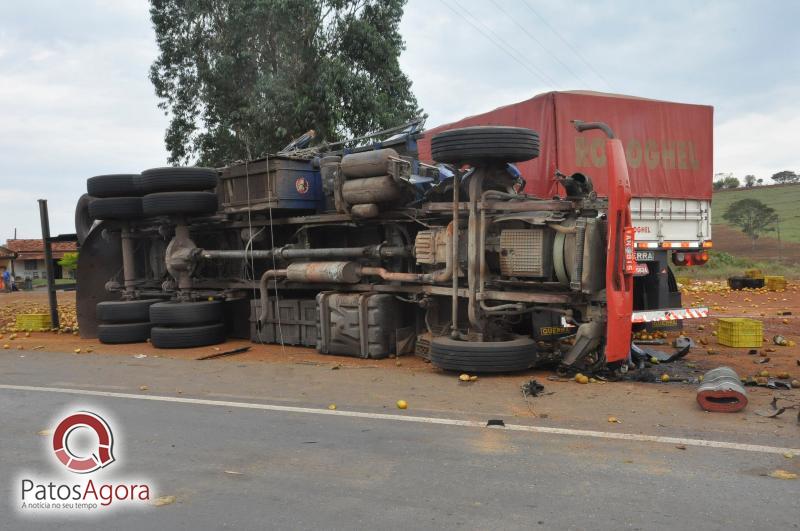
[417,91,713,201]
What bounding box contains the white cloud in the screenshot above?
[0,4,168,241]
[715,108,800,180]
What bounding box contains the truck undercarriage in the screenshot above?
[76,120,641,374]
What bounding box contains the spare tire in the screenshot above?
[728,276,747,290]
[88,197,143,220]
[151,323,226,348]
[743,277,765,289]
[97,299,161,323]
[430,335,539,373]
[87,174,140,198]
[75,194,97,246]
[97,322,152,344]
[142,191,218,217]
[149,300,223,326]
[138,167,218,194]
[431,126,540,165]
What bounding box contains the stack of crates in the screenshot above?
[15,314,52,331]
[764,275,787,291]
[717,318,763,348]
[744,268,764,279]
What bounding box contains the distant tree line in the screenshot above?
[713,170,798,191]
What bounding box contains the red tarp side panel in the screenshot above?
[416,91,713,200]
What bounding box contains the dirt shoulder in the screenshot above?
[2,287,799,443]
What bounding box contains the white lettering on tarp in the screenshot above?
[576,137,700,171]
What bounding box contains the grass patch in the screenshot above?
[674,251,800,280]
[713,184,800,244]
[31,278,75,287]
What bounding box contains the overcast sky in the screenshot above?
[1,0,798,241]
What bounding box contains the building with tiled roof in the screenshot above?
[3,239,77,281]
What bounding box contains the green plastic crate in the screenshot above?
[15,313,52,331]
[717,318,763,348]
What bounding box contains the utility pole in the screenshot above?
[38,200,59,329]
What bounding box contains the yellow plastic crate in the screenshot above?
[717,318,763,348]
[15,313,52,331]
[764,276,787,291]
[744,268,763,279]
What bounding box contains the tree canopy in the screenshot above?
[149,0,420,166]
[722,198,778,248]
[58,252,78,271]
[713,175,740,190]
[771,170,799,184]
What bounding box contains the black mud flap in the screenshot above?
[77,222,122,339]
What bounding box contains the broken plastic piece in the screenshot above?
[696,367,748,413]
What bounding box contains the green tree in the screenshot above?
[58,252,78,271]
[722,198,778,249]
[771,170,799,184]
[149,0,420,166]
[744,174,756,187]
[712,180,725,191]
[723,176,740,189]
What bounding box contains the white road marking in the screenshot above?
[1,384,797,456]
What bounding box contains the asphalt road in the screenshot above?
[1,354,798,530]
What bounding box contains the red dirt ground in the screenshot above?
[678,280,800,380]
[713,224,800,264]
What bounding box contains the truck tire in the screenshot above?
[142,191,218,217]
[431,126,540,165]
[743,277,765,289]
[87,174,140,198]
[75,194,97,246]
[96,299,161,323]
[88,197,143,220]
[429,335,538,373]
[150,323,226,348]
[728,276,747,290]
[149,300,223,326]
[138,167,218,194]
[97,322,152,344]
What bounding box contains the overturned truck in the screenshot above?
[76,118,641,374]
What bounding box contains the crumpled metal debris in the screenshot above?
[521,379,545,398]
[755,397,800,421]
[631,343,690,365]
[673,336,695,349]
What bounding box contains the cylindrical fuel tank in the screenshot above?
[340,148,398,178]
[350,203,380,218]
[342,176,401,204]
[286,261,361,283]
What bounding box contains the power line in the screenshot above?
[490,0,593,88]
[521,0,613,90]
[438,0,558,88]
[455,1,560,87]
